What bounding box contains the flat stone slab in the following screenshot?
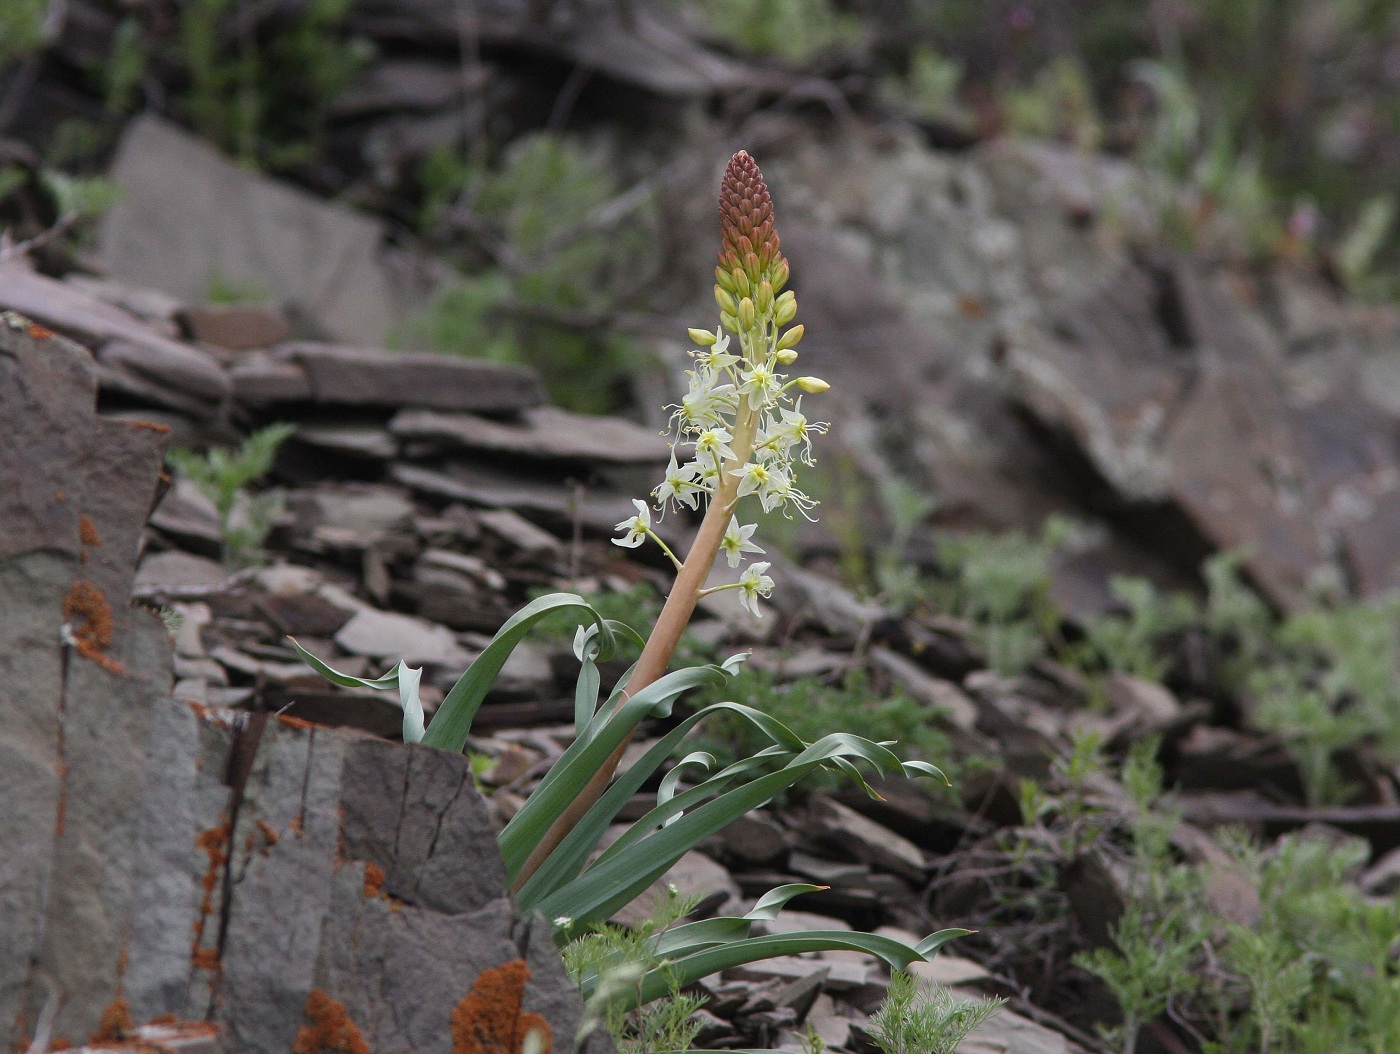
[0,263,228,403]
[391,405,669,465]
[333,606,474,667]
[98,116,414,345]
[240,342,546,413]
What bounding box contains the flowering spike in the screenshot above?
[717,151,786,289]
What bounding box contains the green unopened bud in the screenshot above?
[776,348,798,365]
[688,327,717,346]
[776,323,804,351]
[715,266,737,293]
[755,279,774,314]
[720,310,739,334]
[738,296,756,331]
[731,267,751,297]
[774,290,797,326]
[795,376,829,393]
[715,286,737,315]
[771,257,790,293]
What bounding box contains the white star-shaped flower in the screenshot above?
[612,499,651,548]
[654,452,703,511]
[693,426,736,469]
[696,329,739,372]
[737,561,775,618]
[720,516,764,568]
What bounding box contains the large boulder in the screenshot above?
[0,314,608,1053]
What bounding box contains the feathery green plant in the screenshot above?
[168,422,294,568]
[867,970,1004,1054]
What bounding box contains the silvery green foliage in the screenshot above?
[867,971,1004,1054]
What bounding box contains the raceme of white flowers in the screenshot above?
[612,325,828,618]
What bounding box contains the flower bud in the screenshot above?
[776,348,798,364]
[776,323,804,351]
[714,266,738,294]
[795,376,829,393]
[755,279,774,314]
[771,257,790,293]
[738,296,757,331]
[720,310,739,334]
[731,267,751,297]
[715,286,737,315]
[688,327,717,346]
[774,290,797,326]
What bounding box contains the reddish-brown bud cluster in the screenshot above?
[717,151,786,289]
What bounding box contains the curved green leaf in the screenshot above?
[514,704,802,911]
[499,663,734,876]
[422,593,615,753]
[605,929,970,1008]
[291,641,425,743]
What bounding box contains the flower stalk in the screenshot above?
[512,151,827,892]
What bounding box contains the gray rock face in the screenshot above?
[763,133,1400,610]
[99,117,418,345]
[0,314,606,1054]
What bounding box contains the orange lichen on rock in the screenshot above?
[124,419,171,434]
[191,821,230,968]
[363,862,386,899]
[90,996,134,1043]
[62,579,127,674]
[292,990,370,1054]
[277,713,319,731]
[26,321,54,339]
[78,514,102,547]
[451,961,552,1054]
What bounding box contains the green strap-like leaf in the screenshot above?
[744,882,827,920]
[514,704,801,911]
[606,929,972,1008]
[292,641,426,743]
[422,593,615,753]
[498,663,733,876]
[540,731,945,924]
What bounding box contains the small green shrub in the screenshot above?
[932,517,1075,675]
[172,0,368,168]
[167,422,294,568]
[867,970,1004,1054]
[0,0,49,67]
[884,47,966,123]
[680,0,861,63]
[405,133,654,413]
[1071,575,1198,683]
[563,887,708,1054]
[1076,744,1400,1054]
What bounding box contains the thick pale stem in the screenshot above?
[512,394,759,892]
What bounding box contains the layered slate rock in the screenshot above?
[391,405,670,465]
[237,342,547,413]
[0,313,608,1054]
